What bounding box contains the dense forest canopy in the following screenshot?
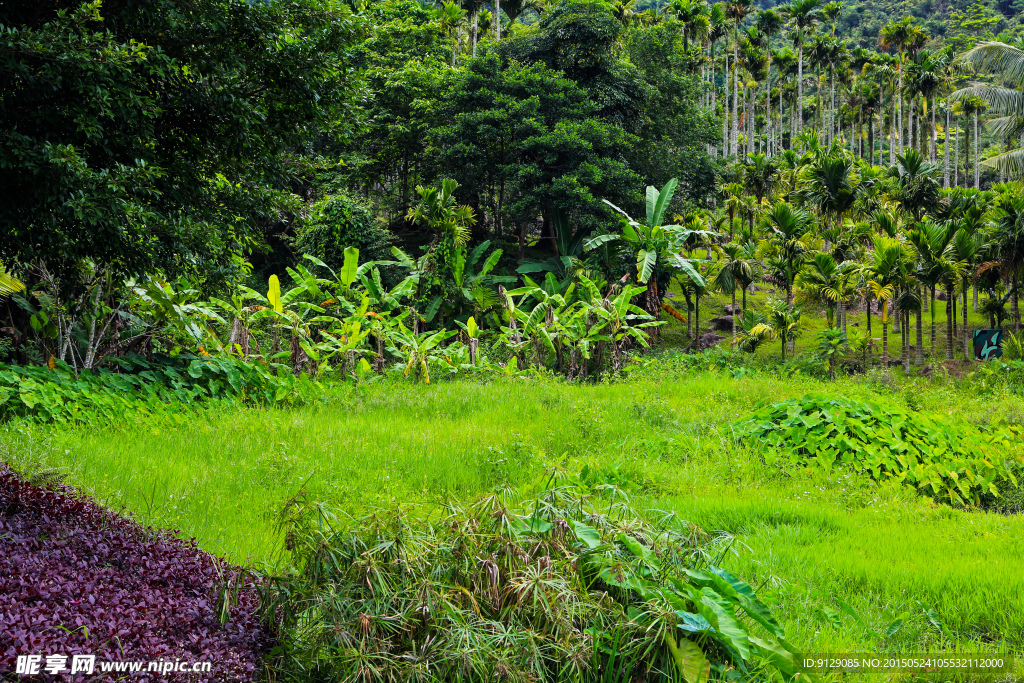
[1,0,1023,378]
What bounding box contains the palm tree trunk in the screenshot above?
[897,62,904,154]
[866,290,873,366]
[944,104,950,188]
[473,10,479,57]
[946,286,954,360]
[647,279,660,339]
[732,35,739,156]
[695,292,701,337]
[882,304,889,369]
[495,0,501,40]
[723,52,730,154]
[963,277,971,360]
[930,97,936,162]
[904,311,911,374]
[954,115,960,187]
[974,111,980,190]
[732,290,737,343]
[890,86,897,165]
[930,286,936,361]
[921,303,929,368]
[797,42,804,142]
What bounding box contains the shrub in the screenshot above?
[296,192,393,274]
[0,465,269,681]
[735,395,1024,507]
[259,476,802,682]
[0,354,318,424]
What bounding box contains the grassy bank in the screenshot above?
[4,361,1024,667]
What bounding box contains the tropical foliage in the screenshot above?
[736,394,1024,506]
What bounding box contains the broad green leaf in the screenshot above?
[571,521,602,549]
[267,275,283,314]
[668,634,711,683]
[696,588,751,663]
[708,565,784,638]
[340,246,359,287]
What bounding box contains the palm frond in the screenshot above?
[0,265,25,298]
[958,41,1024,87]
[981,148,1024,180]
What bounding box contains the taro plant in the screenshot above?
[736,394,1024,506]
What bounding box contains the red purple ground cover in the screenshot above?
[0,466,270,681]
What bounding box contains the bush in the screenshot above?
[295,192,393,274]
[0,354,318,424]
[259,475,802,682]
[735,394,1024,507]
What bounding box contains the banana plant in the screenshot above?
[586,178,717,320]
[421,241,517,325]
[385,323,458,384]
[590,281,662,370]
[311,295,374,379]
[130,278,225,353]
[209,288,269,358]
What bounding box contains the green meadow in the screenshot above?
[6,360,1024,673]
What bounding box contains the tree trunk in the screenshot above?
[946,286,954,360]
[954,116,960,187]
[731,290,737,344]
[903,311,911,374]
[881,304,889,370]
[646,279,660,339]
[723,52,730,154]
[930,286,936,360]
[732,36,739,156]
[944,105,950,188]
[897,63,904,154]
[974,111,980,190]
[915,297,923,366]
[890,85,897,165]
[797,42,804,142]
[963,278,971,361]
[495,0,501,40]
[695,293,701,339]
[930,97,936,163]
[866,291,873,366]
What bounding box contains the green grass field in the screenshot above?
[5,355,1024,674]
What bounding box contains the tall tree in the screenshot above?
[784,0,822,145]
[727,0,752,156]
[756,10,785,153]
[0,0,361,283]
[954,41,1024,180]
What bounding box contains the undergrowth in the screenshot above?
[735,395,1024,507]
[259,472,799,683]
[0,354,319,423]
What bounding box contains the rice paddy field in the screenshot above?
[4,354,1024,680]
